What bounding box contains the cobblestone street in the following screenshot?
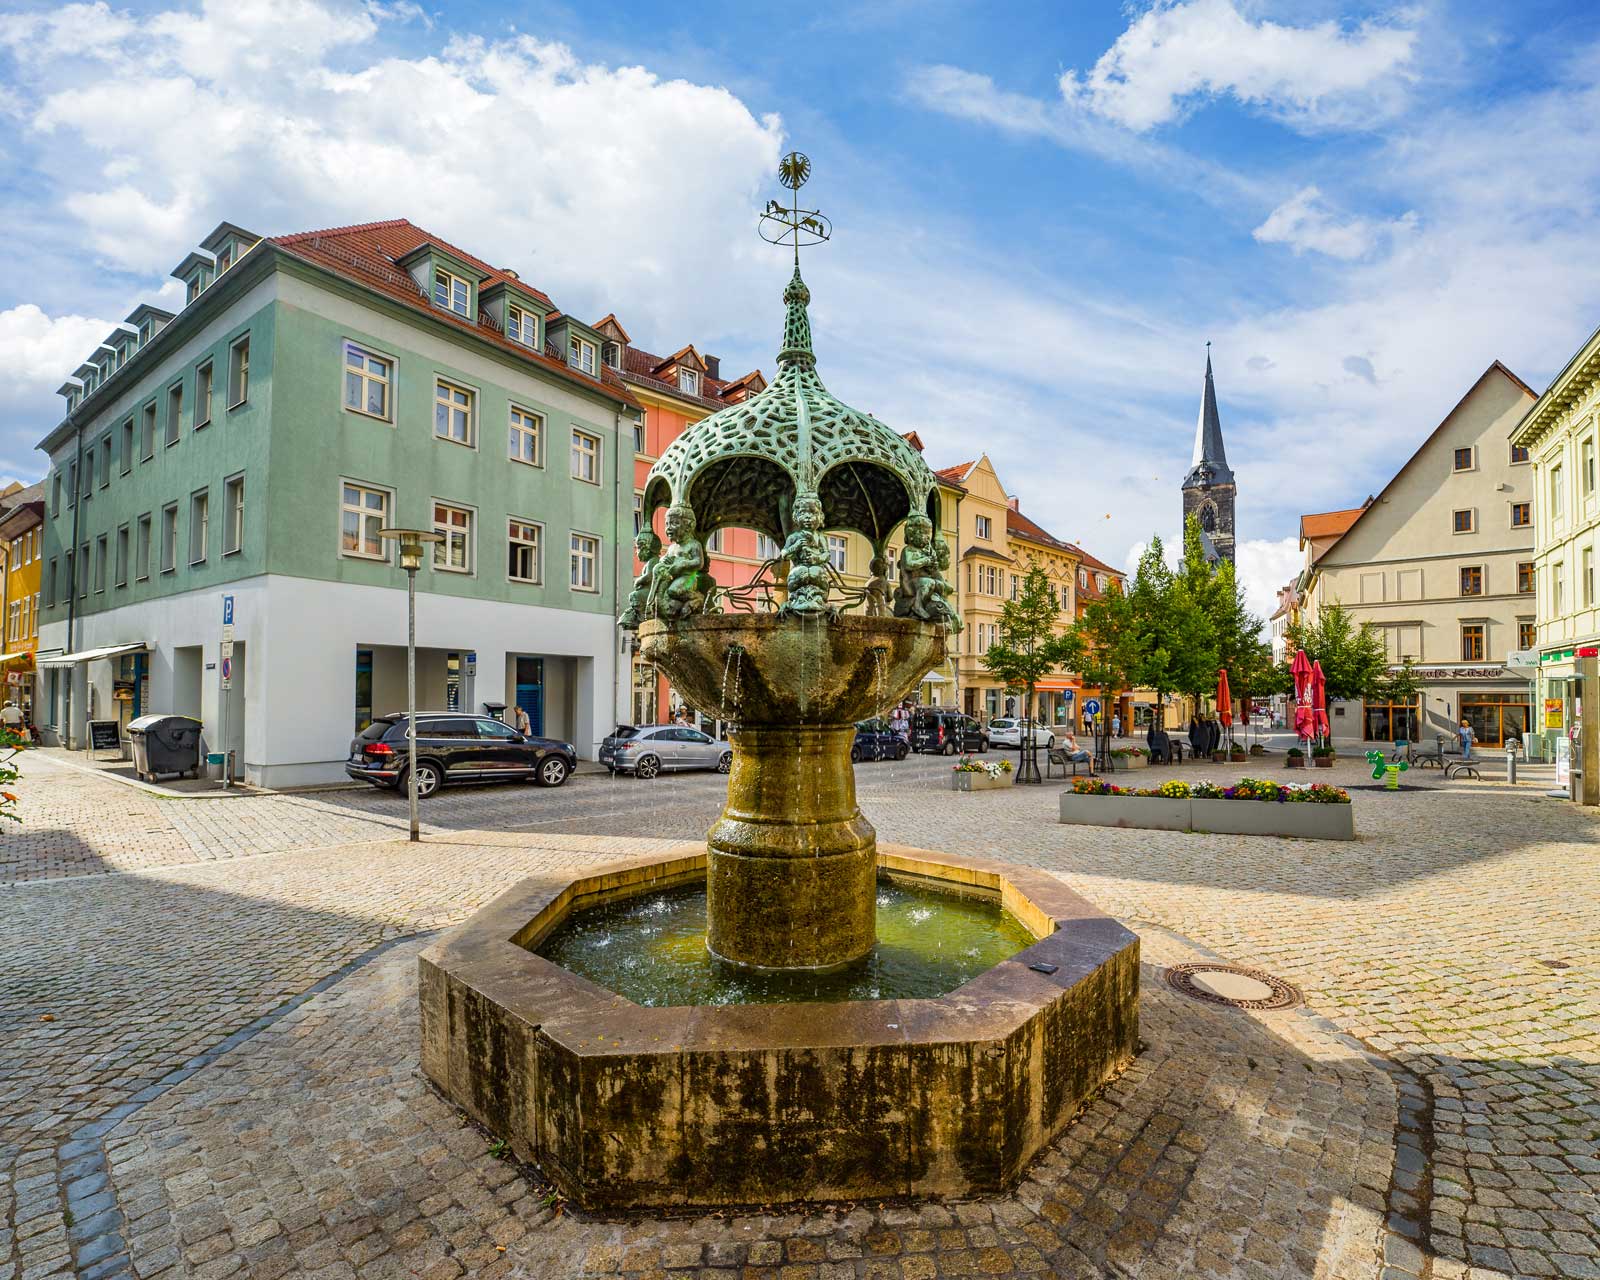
[2,749,1596,1279]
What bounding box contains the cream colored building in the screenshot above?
[1509,322,1600,754]
[1301,362,1537,746]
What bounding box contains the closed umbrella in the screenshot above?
[1311,660,1330,740]
[1216,668,1233,747]
[1291,649,1314,741]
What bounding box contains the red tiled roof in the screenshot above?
[1299,506,1366,543]
[270,219,639,410]
[935,460,976,484]
[1005,507,1072,551]
[620,341,763,410]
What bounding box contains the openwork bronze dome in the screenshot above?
[642,265,942,550]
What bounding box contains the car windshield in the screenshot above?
[358,719,396,742]
[611,726,639,739]
[992,719,1015,729]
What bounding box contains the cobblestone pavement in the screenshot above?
[2,751,1597,1278]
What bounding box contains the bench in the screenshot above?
[1046,748,1093,779]
[1411,737,1446,769]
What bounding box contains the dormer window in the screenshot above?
[569,337,597,376]
[138,322,152,344]
[506,305,538,347]
[434,268,470,317]
[216,245,233,274]
[186,276,203,304]
[602,341,621,369]
[677,368,700,396]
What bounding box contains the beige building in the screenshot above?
[1301,362,1538,746]
[1509,322,1600,755]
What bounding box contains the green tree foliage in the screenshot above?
[982,559,1074,722]
[1063,577,1142,762]
[1284,601,1389,702]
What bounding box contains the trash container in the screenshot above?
[127,714,204,781]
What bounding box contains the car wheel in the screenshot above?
[634,753,661,779]
[410,760,443,798]
[943,740,957,756]
[896,742,908,760]
[716,751,733,773]
[980,738,990,753]
[536,756,570,787]
[850,745,862,762]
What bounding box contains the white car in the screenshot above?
[986,718,1055,749]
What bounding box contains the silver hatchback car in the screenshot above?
[599,724,733,778]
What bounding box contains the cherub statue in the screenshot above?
[619,530,662,629]
[780,493,831,616]
[650,504,713,621]
[864,553,891,617]
[893,514,956,626]
[932,537,961,630]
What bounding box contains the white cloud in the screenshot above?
[1235,536,1302,621]
[1253,185,1414,260]
[0,304,113,400]
[1060,0,1418,132]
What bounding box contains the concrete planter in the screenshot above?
[1285,757,1306,769]
[952,770,1015,791]
[1110,754,1149,770]
[1058,793,1190,830]
[1190,797,1354,841]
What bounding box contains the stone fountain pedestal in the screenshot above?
[639,613,944,971]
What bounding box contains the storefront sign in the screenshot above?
[1408,667,1507,680]
[1555,736,1571,788]
[1546,699,1565,729]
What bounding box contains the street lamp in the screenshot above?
[379,527,444,842]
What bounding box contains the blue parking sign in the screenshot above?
[222,595,234,626]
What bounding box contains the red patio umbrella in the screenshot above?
[1291,649,1314,740]
[1216,668,1233,743]
[1311,660,1330,739]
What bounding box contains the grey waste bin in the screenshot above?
[127,714,204,781]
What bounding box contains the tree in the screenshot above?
[983,560,1074,781]
[1283,601,1389,703]
[1063,576,1142,768]
[1127,534,1215,727]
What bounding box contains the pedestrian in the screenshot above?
[1458,718,1475,761]
[1111,712,1121,740]
[512,703,531,737]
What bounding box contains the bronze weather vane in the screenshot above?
[758,151,832,266]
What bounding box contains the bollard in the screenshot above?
[1505,742,1517,786]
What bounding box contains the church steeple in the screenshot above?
[1181,346,1236,563]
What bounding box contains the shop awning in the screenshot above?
[1033,678,1080,692]
[38,642,149,666]
[920,672,949,684]
[0,650,30,664]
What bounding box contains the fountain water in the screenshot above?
[419,153,1140,1210]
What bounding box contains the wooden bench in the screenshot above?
[1046,748,1093,779]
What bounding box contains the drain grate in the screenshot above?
[1165,962,1302,1010]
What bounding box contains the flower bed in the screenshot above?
[1059,777,1353,839]
[952,755,1015,791]
[1109,747,1148,770]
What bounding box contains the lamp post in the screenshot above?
[379,527,443,842]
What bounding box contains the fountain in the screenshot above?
[419,155,1139,1209]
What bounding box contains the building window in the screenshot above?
[51,471,61,515]
[1554,562,1566,614]
[1511,443,1529,464]
[344,344,392,419]
[632,420,645,454]
[1459,566,1483,596]
[1586,547,1595,607]
[82,455,92,498]
[569,337,597,375]
[141,401,156,460]
[707,529,723,553]
[602,341,621,369]
[94,535,108,593]
[115,525,129,587]
[1517,561,1535,594]
[508,519,541,583]
[434,268,469,316]
[1551,465,1565,520]
[1519,619,1537,650]
[508,407,542,466]
[1586,438,1597,495]
[1452,508,1474,534]
[506,305,537,347]
[434,379,474,445]
[633,493,644,536]
[216,244,233,274]
[1511,501,1530,528]
[1460,624,1485,661]
[195,360,213,428]
[975,514,992,539]
[571,429,600,484]
[160,504,178,574]
[827,535,847,572]
[227,336,250,407]
[78,542,90,596]
[570,532,600,591]
[340,484,389,560]
[1061,584,1071,609]
[120,419,134,474]
[1452,447,1474,471]
[136,515,151,580]
[99,436,111,488]
[189,489,209,564]
[677,368,700,396]
[45,558,56,607]
[757,533,779,560]
[432,502,472,573]
[224,475,244,555]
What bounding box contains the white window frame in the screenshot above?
[975,514,992,540]
[165,380,183,446]
[432,501,473,574]
[1451,508,1475,535]
[344,342,394,422]
[508,518,542,584]
[677,367,700,396]
[227,335,250,408]
[506,305,538,348]
[339,481,391,562]
[1451,446,1475,473]
[136,514,151,581]
[434,268,470,317]
[569,337,597,376]
[434,378,476,447]
[570,531,601,593]
[223,473,244,556]
[757,533,779,560]
[827,535,848,572]
[160,503,178,574]
[508,406,543,467]
[1551,466,1565,520]
[189,488,209,565]
[195,360,214,428]
[570,429,601,484]
[633,492,644,536]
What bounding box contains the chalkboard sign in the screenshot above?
[88,720,121,752]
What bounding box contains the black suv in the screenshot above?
[910,708,988,755]
[346,713,578,796]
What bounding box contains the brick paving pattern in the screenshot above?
[0,748,1595,1278]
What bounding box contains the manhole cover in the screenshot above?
[1165,963,1301,1010]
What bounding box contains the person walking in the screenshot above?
[1111,712,1121,740]
[512,703,531,737]
[1457,718,1476,761]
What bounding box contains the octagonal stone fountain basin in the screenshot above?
[419,843,1139,1210]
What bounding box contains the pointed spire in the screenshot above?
[777,265,816,370]
[1185,346,1233,487]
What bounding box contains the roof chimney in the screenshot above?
[1007,496,1020,512]
[704,353,721,380]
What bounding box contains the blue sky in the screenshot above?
[3,0,1599,614]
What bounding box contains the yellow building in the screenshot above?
[0,481,45,722]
